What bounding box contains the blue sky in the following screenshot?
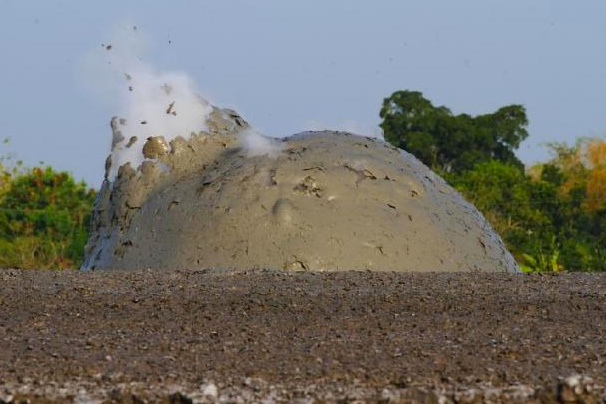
[1,0,605,186]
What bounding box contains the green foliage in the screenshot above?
[447,161,559,268]
[519,237,562,273]
[446,150,605,272]
[592,245,606,272]
[381,90,605,272]
[380,90,529,173]
[0,164,96,269]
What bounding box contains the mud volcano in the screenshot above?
[83,105,519,272]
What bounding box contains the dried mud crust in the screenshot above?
[1,270,605,403]
[85,121,518,273]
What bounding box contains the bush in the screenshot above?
[0,166,96,269]
[380,90,606,272]
[446,143,606,272]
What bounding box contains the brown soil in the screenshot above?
[1,269,605,403]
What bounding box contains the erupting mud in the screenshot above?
[83,103,518,272]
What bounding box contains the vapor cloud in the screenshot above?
[241,128,283,158]
[83,25,383,181]
[81,24,212,180]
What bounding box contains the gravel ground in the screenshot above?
[1,269,605,403]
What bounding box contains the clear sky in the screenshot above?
[1,0,605,187]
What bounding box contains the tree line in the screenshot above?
[0,150,95,269]
[381,90,605,272]
[0,91,603,271]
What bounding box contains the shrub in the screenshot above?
[0,166,96,269]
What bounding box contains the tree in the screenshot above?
[0,166,96,269]
[380,90,529,173]
[448,140,606,272]
[447,161,558,265]
[531,139,606,271]
[584,139,606,212]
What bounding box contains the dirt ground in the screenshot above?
[1,269,605,403]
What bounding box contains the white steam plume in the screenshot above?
[81,24,212,180]
[241,128,283,158]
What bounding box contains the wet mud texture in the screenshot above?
[1,269,606,403]
[85,106,517,272]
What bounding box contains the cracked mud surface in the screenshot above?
[1,269,605,403]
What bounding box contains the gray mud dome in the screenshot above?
[84,107,518,272]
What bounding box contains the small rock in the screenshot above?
[142,136,169,159]
[200,382,218,398]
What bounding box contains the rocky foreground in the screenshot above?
[1,269,605,403]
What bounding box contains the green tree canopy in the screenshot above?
[447,161,558,264]
[449,152,606,272]
[380,90,529,173]
[0,167,96,269]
